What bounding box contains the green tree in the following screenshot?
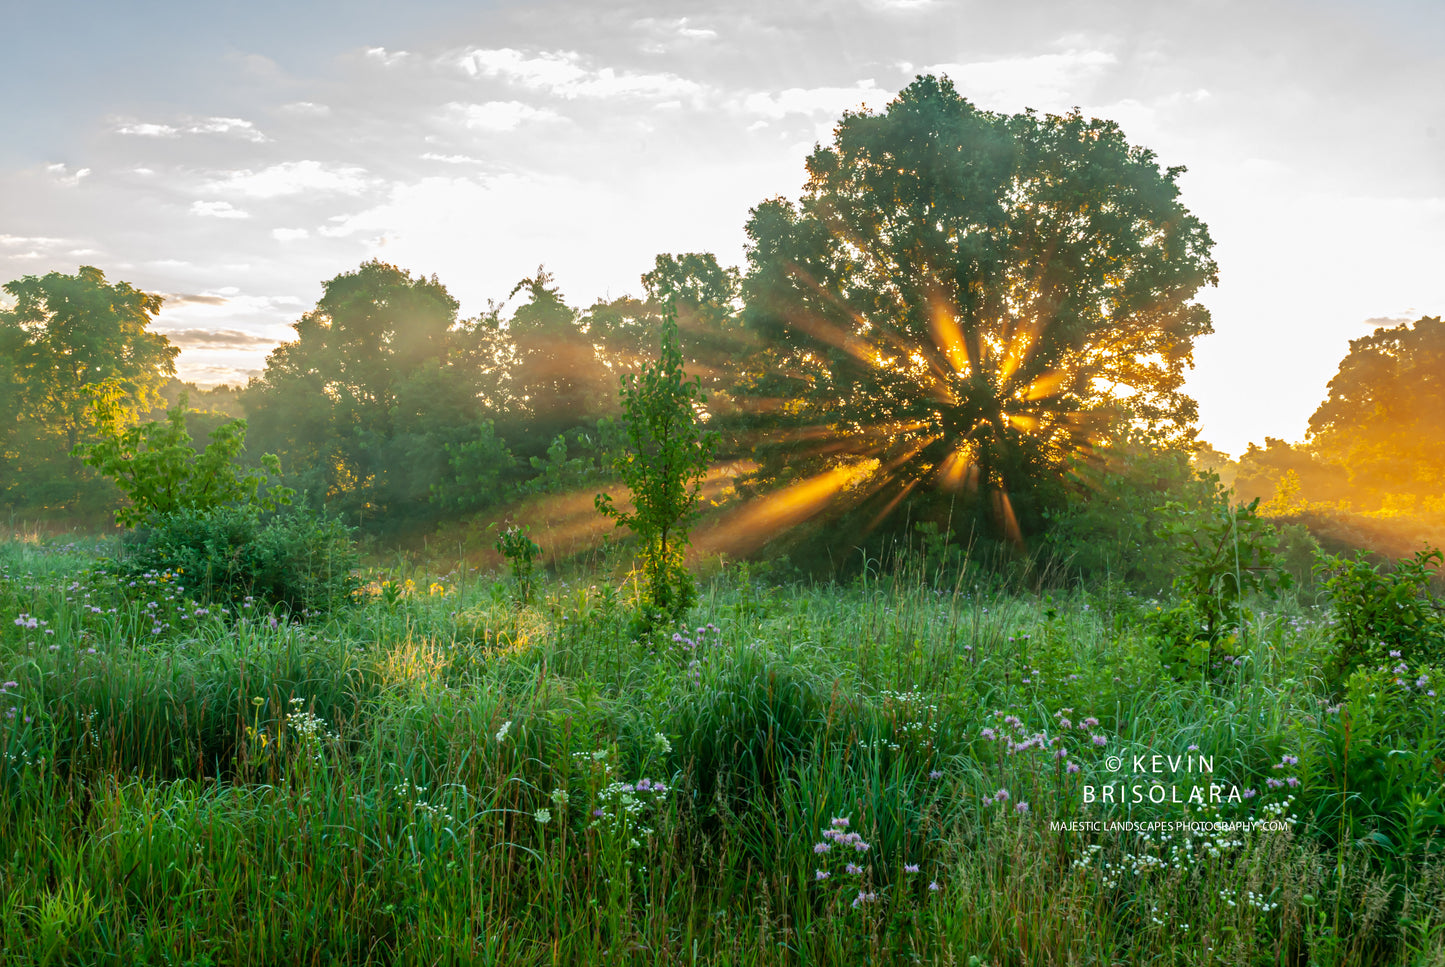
[243,260,485,522]
[1306,316,1445,514]
[739,76,1217,547]
[0,266,178,512]
[499,266,613,457]
[74,393,291,527]
[595,310,719,619]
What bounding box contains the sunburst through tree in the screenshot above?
[735,75,1218,552]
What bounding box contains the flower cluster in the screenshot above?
[671,622,723,685]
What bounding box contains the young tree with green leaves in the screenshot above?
[596,309,718,620]
[74,392,292,527]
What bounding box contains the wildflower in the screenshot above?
[1092,734,1108,747]
[928,769,943,779]
[495,720,513,743]
[929,881,941,892]
[653,732,671,754]
[845,863,862,875]
[830,816,849,828]
[814,842,831,854]
[815,870,830,881]
[904,863,920,873]
[534,808,551,824]
[993,788,1010,802]
[1066,761,1080,774]
[1015,802,1030,814]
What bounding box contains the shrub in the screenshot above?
[493,524,541,605]
[1145,497,1291,680]
[122,505,359,614]
[1319,547,1445,688]
[1308,657,1445,875]
[1043,438,1228,591]
[74,394,292,527]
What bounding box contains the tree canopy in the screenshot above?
[739,75,1217,544]
[242,260,480,521]
[0,266,177,511]
[1306,316,1445,511]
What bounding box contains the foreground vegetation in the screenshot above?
[2,536,1442,966]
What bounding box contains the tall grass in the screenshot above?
[0,537,1441,965]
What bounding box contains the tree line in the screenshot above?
[3,75,1434,565]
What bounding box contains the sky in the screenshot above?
[3,0,1443,456]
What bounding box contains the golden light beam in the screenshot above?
[936,447,974,492]
[689,464,864,560]
[928,292,971,377]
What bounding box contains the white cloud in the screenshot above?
[188,117,268,141]
[634,16,717,41]
[114,116,267,141]
[116,121,179,137]
[46,163,91,187]
[203,160,373,199]
[0,234,67,248]
[365,46,409,67]
[421,152,486,164]
[867,0,938,9]
[280,101,331,117]
[924,49,1117,111]
[271,227,310,241]
[172,362,263,386]
[444,100,561,132]
[457,47,702,100]
[190,200,250,219]
[736,81,893,119]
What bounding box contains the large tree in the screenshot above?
[740,75,1217,544]
[243,260,504,522]
[0,266,177,512]
[1306,315,1445,512]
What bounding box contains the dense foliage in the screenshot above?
[0,267,177,513]
[739,75,1217,546]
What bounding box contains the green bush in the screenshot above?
[1308,658,1445,874]
[74,394,292,527]
[1043,438,1228,591]
[122,505,359,614]
[1319,547,1445,688]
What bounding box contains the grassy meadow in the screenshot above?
[1,535,1442,966]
